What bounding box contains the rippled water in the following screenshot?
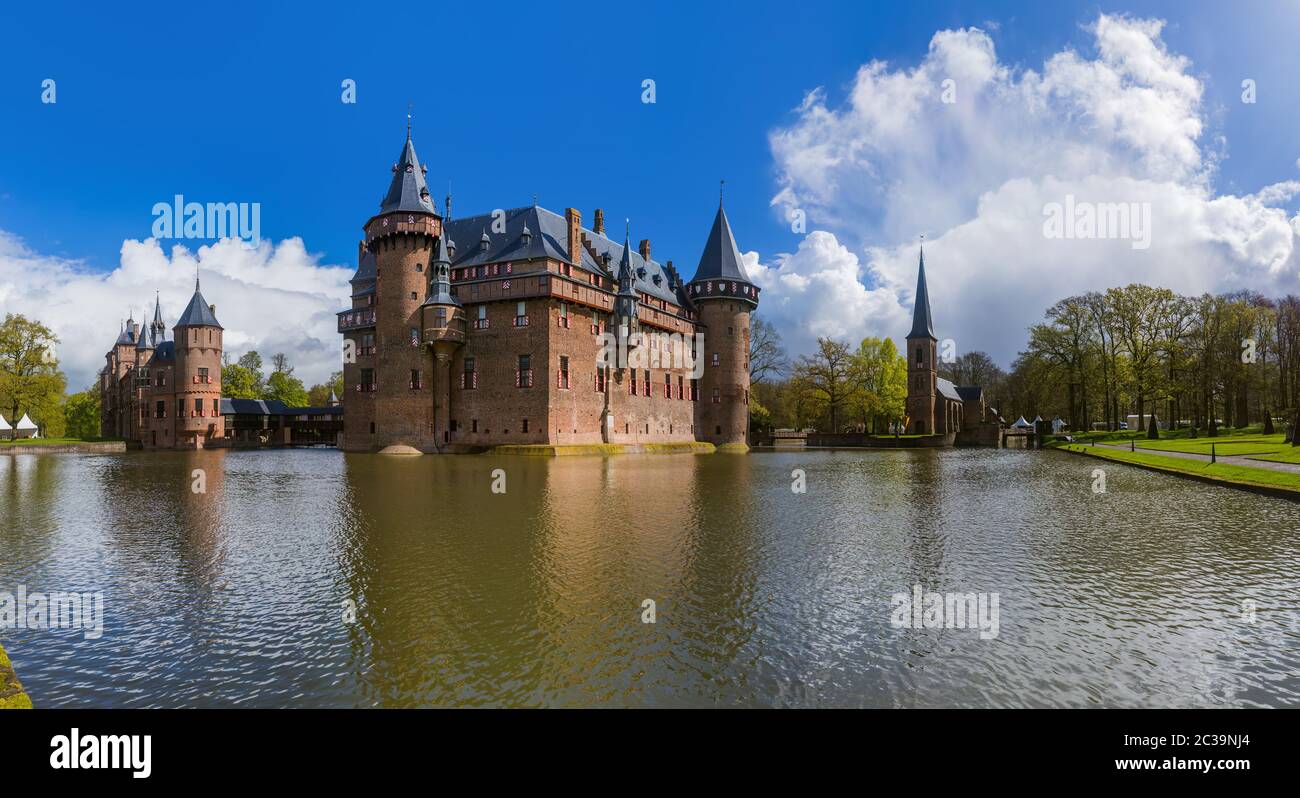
[1,448,1297,707]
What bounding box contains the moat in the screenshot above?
[1,448,1296,707]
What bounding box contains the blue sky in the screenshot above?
[3,1,1297,271]
[4,1,1300,388]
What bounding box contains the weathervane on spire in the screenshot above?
[407,102,413,138]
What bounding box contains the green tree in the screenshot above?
[790,337,861,432]
[222,364,261,399]
[0,314,66,437]
[307,371,344,406]
[63,387,101,440]
[266,370,309,407]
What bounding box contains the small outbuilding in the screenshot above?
[13,413,38,439]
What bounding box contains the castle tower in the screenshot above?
[419,228,464,449]
[111,317,138,438]
[134,306,155,445]
[173,276,224,448]
[905,246,938,435]
[687,201,759,449]
[353,127,443,451]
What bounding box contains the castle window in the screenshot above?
[177,398,185,416]
[361,368,374,391]
[643,370,650,397]
[521,419,529,433]
[516,355,533,388]
[411,327,420,346]
[677,375,684,399]
[416,263,423,272]
[558,302,570,328]
[514,301,528,327]
[594,370,606,393]
[557,356,570,389]
[155,401,165,419]
[434,308,447,328]
[711,388,721,404]
[410,292,418,301]
[461,358,477,389]
[409,369,423,390]
[691,379,699,401]
[472,419,479,433]
[630,370,638,395]
[212,399,220,416]
[664,373,671,398]
[916,347,923,366]
[198,367,209,384]
[474,306,489,329]
[369,422,376,434]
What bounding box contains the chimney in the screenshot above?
[594,209,605,236]
[133,322,141,340]
[565,208,582,266]
[639,239,651,262]
[209,304,216,317]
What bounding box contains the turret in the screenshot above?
[173,275,224,447]
[419,229,463,447]
[905,245,938,435]
[357,126,443,449]
[614,223,639,334]
[686,200,759,449]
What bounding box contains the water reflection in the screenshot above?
[0,448,1296,707]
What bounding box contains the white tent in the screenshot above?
[14,413,38,439]
[1012,416,1032,429]
[0,414,10,433]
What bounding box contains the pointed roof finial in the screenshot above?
[407,102,413,139]
[719,179,725,208]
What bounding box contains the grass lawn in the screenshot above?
[1249,446,1300,465]
[1131,434,1287,457]
[1071,425,1273,445]
[0,437,120,447]
[1051,442,1300,494]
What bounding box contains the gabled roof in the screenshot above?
[689,204,752,285]
[175,280,223,329]
[935,377,962,402]
[442,205,683,305]
[115,323,136,346]
[908,246,936,340]
[379,135,439,216]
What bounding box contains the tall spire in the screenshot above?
[151,291,166,346]
[908,241,936,340]
[379,123,438,216]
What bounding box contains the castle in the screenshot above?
[904,246,994,442]
[337,131,759,452]
[99,281,225,448]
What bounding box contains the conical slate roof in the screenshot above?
[908,246,936,340]
[690,205,752,284]
[176,279,223,329]
[379,134,439,216]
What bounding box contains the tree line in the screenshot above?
[1010,285,1300,436]
[748,317,908,435]
[221,351,342,408]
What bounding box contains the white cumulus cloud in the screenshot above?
[759,13,1300,367]
[0,232,352,390]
